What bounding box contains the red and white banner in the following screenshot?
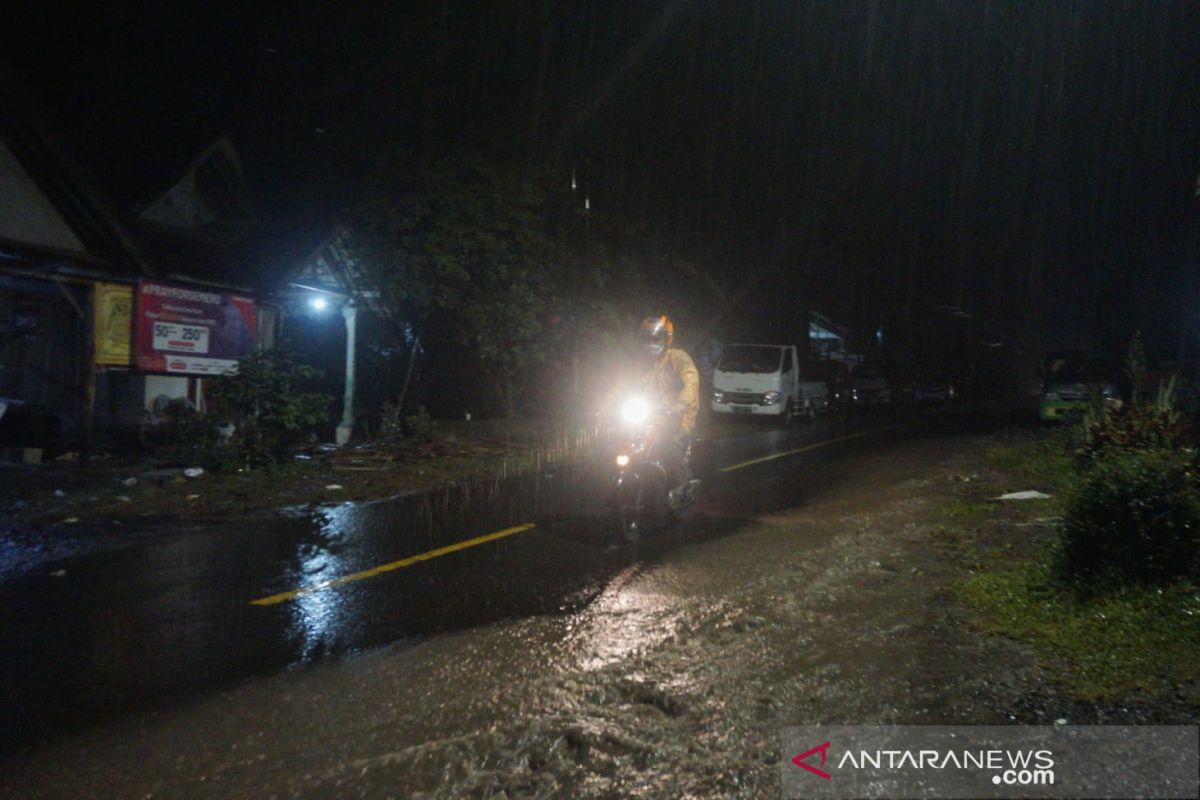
[135,279,256,375]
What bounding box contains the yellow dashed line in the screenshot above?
[250,523,536,606]
[718,425,902,473]
[252,426,900,605]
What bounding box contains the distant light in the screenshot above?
[309,296,328,311]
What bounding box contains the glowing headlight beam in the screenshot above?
[619,397,651,425]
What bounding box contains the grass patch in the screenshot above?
[932,498,993,524]
[958,541,1200,699]
[985,429,1077,499]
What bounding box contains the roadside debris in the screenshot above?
[183,467,205,478]
[53,489,65,497]
[324,484,344,491]
[186,494,201,501]
[122,477,138,487]
[62,517,79,524]
[48,569,66,578]
[994,490,1051,501]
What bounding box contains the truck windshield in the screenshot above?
[1044,354,1116,383]
[718,346,782,374]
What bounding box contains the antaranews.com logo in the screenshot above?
[792,739,1055,787]
[780,725,1199,799]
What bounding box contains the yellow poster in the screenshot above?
[94,282,133,365]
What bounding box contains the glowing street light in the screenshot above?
[291,285,356,445]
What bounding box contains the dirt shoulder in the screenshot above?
[0,412,748,541]
[0,419,598,531]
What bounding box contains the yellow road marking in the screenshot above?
[718,425,903,473]
[252,427,899,604]
[250,522,536,606]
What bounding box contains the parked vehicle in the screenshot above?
[610,394,699,541]
[711,344,827,422]
[1038,351,1119,422]
[912,374,957,404]
[849,366,892,407]
[813,359,853,410]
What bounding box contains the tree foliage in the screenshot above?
[206,350,331,466]
[347,152,727,419]
[351,155,562,416]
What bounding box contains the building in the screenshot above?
[0,73,268,458]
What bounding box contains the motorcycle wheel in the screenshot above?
[620,483,644,542]
[622,517,640,542]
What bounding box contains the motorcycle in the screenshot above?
[609,394,701,541]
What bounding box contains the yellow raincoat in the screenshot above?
[641,347,700,434]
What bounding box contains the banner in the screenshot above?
[135,279,256,375]
[93,282,134,365]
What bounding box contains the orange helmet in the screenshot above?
[638,315,674,357]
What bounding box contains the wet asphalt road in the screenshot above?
[0,411,927,754]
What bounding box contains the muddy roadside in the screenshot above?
[0,413,752,576]
[5,427,1194,799]
[0,418,604,530]
[0,414,762,529]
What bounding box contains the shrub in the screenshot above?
[379,400,404,440]
[1059,447,1200,587]
[206,350,331,467]
[1076,378,1191,466]
[1076,333,1190,465]
[404,405,434,442]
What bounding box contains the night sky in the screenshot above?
[6,1,1200,362]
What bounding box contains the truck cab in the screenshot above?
[711,344,828,421]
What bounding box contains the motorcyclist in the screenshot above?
[635,315,701,507]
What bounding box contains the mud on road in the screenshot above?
[0,430,1179,799]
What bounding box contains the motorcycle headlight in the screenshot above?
[762,390,781,405]
[615,453,630,467]
[712,390,726,404]
[620,396,651,425]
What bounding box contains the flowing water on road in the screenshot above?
[2,430,1056,798]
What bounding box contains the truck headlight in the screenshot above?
[712,390,726,404]
[762,390,781,405]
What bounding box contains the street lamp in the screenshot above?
[336,302,357,445]
[294,285,357,446]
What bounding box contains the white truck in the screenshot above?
[710,343,828,422]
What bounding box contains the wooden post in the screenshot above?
[81,283,98,464]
